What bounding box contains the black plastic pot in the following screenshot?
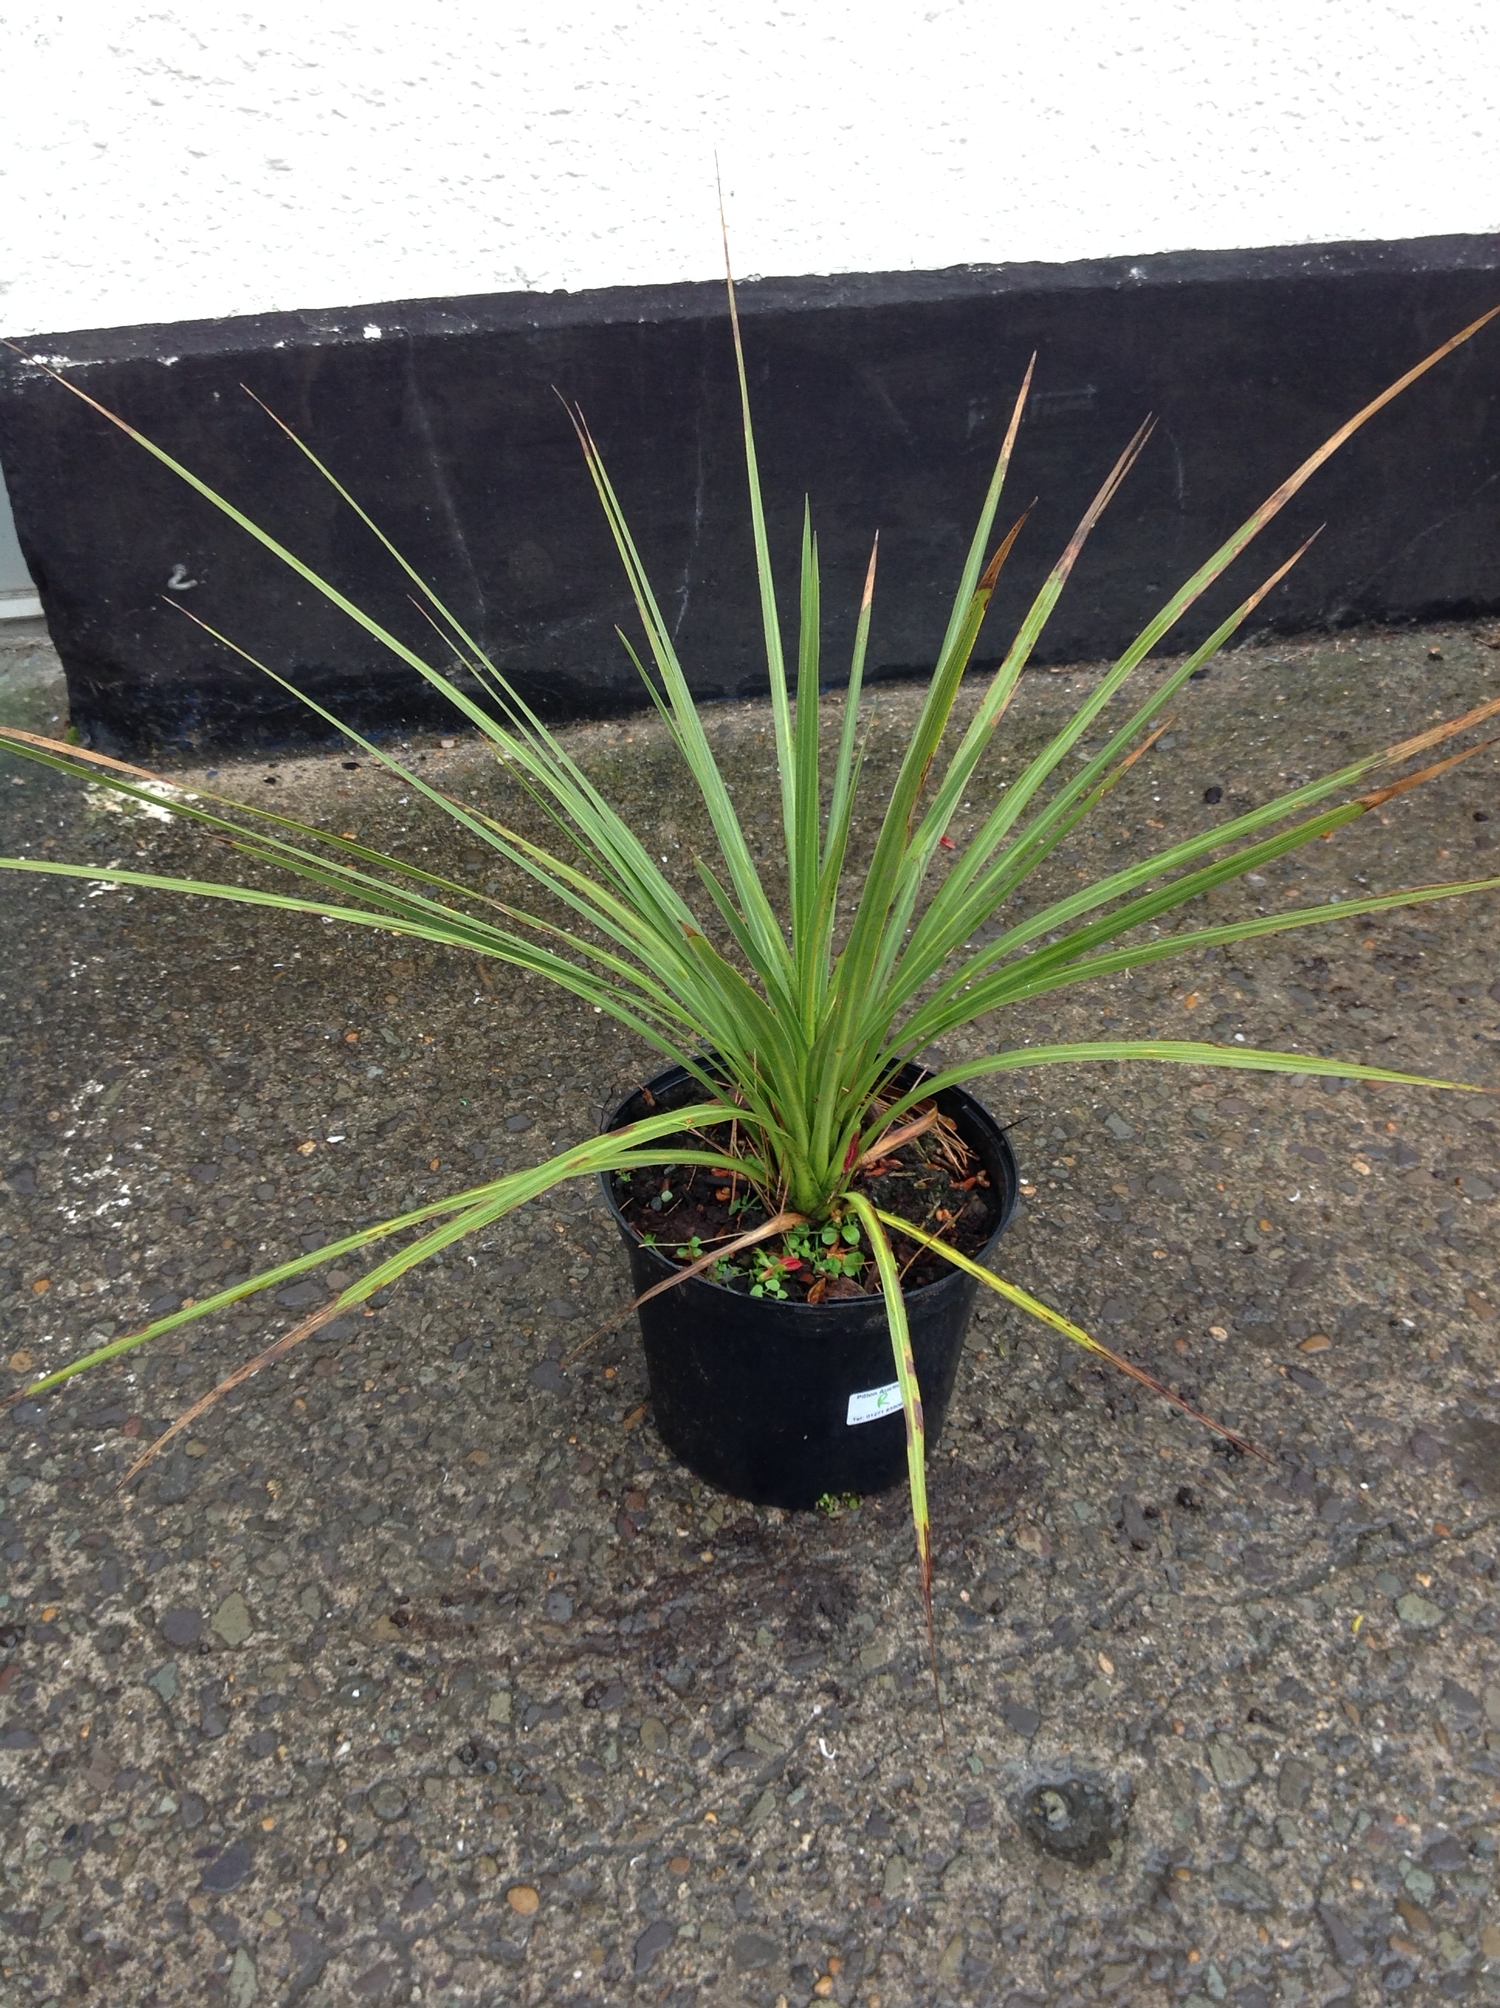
[600,1062,1019,1511]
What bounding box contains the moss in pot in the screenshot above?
[3,281,1499,1681]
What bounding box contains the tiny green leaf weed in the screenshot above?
[2,289,1497,1690]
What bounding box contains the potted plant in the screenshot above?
[2,286,1497,1668]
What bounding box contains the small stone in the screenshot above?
[1204,1742,1253,1791]
[543,1298,579,1320]
[1211,1862,1276,1912]
[1396,1593,1443,1630]
[633,1919,676,1973]
[1298,1334,1331,1353]
[1484,1685,1500,1728]
[487,1689,512,1724]
[227,1946,258,2008]
[640,1715,669,1754]
[1001,1700,1040,1739]
[544,1590,573,1623]
[730,1930,782,1969]
[46,1856,74,1884]
[1120,1494,1153,1549]
[1277,1758,1311,1810]
[148,1661,179,1701]
[1104,1114,1135,1141]
[506,1884,540,1915]
[1317,1903,1367,1966]
[881,1854,909,1897]
[211,1593,253,1647]
[530,1360,567,1393]
[368,1781,408,1822]
[1440,1678,1480,1715]
[160,1607,203,1649]
[200,1840,253,1893]
[473,1855,498,1881]
[504,1113,533,1132]
[1396,1893,1431,1936]
[275,1281,322,1310]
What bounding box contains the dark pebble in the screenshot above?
[275,1282,323,1310]
[1001,1701,1040,1739]
[633,1919,677,1974]
[402,1877,437,1913]
[530,1360,567,1393]
[729,1932,781,1971]
[154,1452,199,1505]
[199,1840,252,1894]
[160,1607,204,1649]
[1317,1902,1367,1964]
[544,1590,573,1623]
[1203,784,1223,804]
[1120,1494,1153,1549]
[543,1299,580,1320]
[81,1402,129,1428]
[504,1114,533,1133]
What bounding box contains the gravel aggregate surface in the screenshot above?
[1,621,1499,2007]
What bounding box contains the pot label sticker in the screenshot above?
[846,1381,903,1427]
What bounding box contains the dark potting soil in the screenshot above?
[611,1102,1001,1302]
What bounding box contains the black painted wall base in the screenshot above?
[2,234,1498,755]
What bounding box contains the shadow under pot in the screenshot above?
[600,1061,1019,1512]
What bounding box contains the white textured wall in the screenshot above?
[3,1,1498,337]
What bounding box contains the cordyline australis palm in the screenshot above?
[2,295,1499,1674]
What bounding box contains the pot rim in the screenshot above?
[597,1057,1018,1313]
